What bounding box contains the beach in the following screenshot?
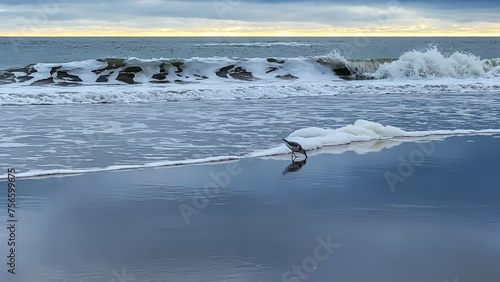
[1,135,500,282]
[1,36,500,281]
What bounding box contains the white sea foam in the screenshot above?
[2,78,500,105]
[0,155,242,180]
[2,120,499,180]
[248,120,500,157]
[372,47,500,79]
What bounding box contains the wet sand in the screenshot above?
[1,135,500,282]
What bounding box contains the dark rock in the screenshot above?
[0,80,15,85]
[56,82,80,87]
[57,71,83,82]
[159,63,168,73]
[229,67,254,81]
[97,58,126,68]
[28,65,38,75]
[216,65,254,80]
[150,80,170,84]
[216,65,235,78]
[339,75,375,81]
[30,77,54,86]
[50,66,62,75]
[93,58,127,74]
[333,67,351,76]
[96,75,110,83]
[266,67,279,73]
[92,68,106,75]
[276,74,298,80]
[115,66,143,84]
[151,73,167,80]
[171,61,184,73]
[0,72,15,85]
[17,76,34,83]
[123,66,143,73]
[0,72,16,85]
[174,80,193,84]
[116,73,136,84]
[194,74,208,80]
[267,58,285,64]
[0,71,15,80]
[6,67,26,73]
[6,64,38,75]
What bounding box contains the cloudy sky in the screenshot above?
[1,0,499,36]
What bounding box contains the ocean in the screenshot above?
[1,37,500,281]
[1,37,500,178]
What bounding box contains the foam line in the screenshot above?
[2,120,500,180]
[249,120,500,157]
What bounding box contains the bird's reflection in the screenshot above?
[283,159,307,175]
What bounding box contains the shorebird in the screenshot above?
[283,138,307,160]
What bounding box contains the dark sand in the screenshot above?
[2,135,500,282]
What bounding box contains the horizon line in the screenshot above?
[2,35,500,38]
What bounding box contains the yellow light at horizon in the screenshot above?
[2,26,500,37]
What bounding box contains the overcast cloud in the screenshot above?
[0,0,499,36]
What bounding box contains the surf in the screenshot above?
[1,48,499,86]
[2,120,500,180]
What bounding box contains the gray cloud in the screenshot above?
[0,0,499,35]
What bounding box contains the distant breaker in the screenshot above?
[1,48,499,86]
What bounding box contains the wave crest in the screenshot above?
[372,47,500,79]
[1,48,498,87]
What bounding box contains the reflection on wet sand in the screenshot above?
[283,159,307,175]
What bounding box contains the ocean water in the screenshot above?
[1,37,500,282]
[1,37,500,179]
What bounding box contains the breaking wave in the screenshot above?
[1,48,498,86]
[318,47,500,79]
[1,47,499,105]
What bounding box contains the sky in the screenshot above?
[0,0,499,36]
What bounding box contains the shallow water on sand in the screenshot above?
[1,135,500,282]
[2,92,500,176]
